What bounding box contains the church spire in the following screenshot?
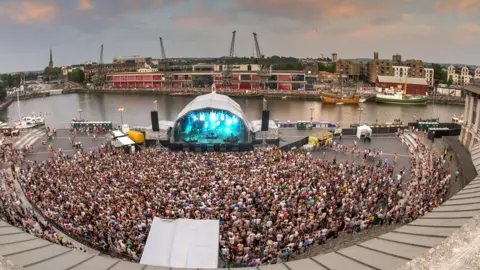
[49,48,53,68]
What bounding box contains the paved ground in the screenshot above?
[21,129,107,162]
[311,135,412,179]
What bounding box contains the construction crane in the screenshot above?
[222,30,236,88]
[93,44,106,88]
[159,37,173,88]
[253,33,271,89]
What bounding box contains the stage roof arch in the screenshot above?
[175,92,251,130]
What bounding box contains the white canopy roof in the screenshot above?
[250,120,278,133]
[175,93,251,130]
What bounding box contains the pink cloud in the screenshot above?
[236,0,405,22]
[78,0,93,10]
[436,0,480,14]
[0,0,59,24]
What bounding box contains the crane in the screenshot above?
[253,33,271,89]
[93,44,106,88]
[159,37,173,88]
[222,30,236,88]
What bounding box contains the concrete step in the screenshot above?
[338,245,408,270]
[360,238,429,260]
[394,226,455,237]
[409,218,470,228]
[312,252,373,270]
[285,258,327,270]
[424,210,480,218]
[379,232,445,248]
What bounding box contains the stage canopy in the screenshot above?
[172,93,251,144]
[140,218,219,269]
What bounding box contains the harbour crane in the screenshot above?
[93,44,106,88]
[159,37,173,88]
[222,30,236,88]
[253,33,271,89]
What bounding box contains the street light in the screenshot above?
[77,109,83,120]
[118,108,124,125]
[357,107,364,125]
[309,107,314,123]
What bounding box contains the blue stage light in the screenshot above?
[220,113,225,121]
[199,113,205,121]
[233,117,238,124]
[225,128,230,133]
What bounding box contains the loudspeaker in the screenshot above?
[151,111,159,132]
[261,110,270,131]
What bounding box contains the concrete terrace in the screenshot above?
[1,137,480,269]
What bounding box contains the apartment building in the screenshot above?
[448,65,472,85]
[335,59,360,76]
[368,58,393,83]
[393,66,409,78]
[424,68,434,86]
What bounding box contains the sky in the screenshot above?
[1,0,480,73]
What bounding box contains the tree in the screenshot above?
[447,75,454,86]
[0,80,6,101]
[68,69,85,84]
[432,63,447,85]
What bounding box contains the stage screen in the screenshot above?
[174,109,248,144]
[140,218,219,268]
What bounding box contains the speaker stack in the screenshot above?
[151,111,159,132]
[261,110,270,131]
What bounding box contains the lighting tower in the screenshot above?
[253,33,271,89]
[159,37,173,88]
[222,30,236,88]
[93,44,105,88]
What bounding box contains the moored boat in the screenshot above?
[321,92,361,104]
[376,92,428,104]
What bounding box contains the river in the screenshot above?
[0,93,465,129]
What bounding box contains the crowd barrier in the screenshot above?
[280,136,309,151]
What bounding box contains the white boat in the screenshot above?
[359,97,366,103]
[15,114,45,128]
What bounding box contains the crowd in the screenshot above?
[11,133,453,267]
[0,169,79,250]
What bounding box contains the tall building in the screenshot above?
[461,80,480,150]
[49,48,54,68]
[392,54,402,64]
[424,68,434,86]
[367,52,393,83]
[332,53,338,63]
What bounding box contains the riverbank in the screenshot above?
[0,92,54,111]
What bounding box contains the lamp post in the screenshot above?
[118,108,124,125]
[357,108,364,125]
[77,109,83,120]
[309,107,314,124]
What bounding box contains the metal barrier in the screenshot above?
[280,136,309,151]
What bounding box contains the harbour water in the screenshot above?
[0,93,464,129]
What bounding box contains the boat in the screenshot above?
[375,74,427,105]
[359,97,366,103]
[13,80,45,128]
[376,91,428,104]
[321,92,361,104]
[321,74,360,104]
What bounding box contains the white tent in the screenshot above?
[140,218,219,269]
[250,120,279,140]
[357,125,372,139]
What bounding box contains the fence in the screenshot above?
[280,136,309,151]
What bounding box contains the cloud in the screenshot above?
[0,0,59,24]
[234,0,403,23]
[435,0,480,14]
[78,0,93,10]
[402,13,414,22]
[454,23,480,43]
[172,2,234,27]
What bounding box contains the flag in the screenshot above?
[263,97,267,111]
